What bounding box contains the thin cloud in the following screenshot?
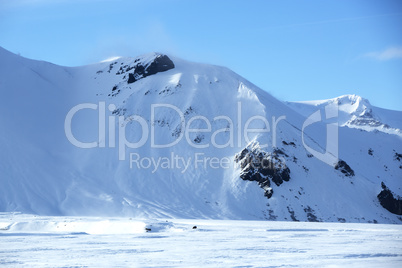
[364,47,402,61]
[100,56,121,63]
[264,12,402,30]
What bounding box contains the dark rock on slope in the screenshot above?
[128,55,175,84]
[378,182,402,215]
[235,143,291,199]
[335,160,355,177]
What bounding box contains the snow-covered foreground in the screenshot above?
[1,214,401,267]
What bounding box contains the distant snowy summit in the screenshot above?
[286,94,402,137]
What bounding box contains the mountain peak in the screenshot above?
[286,94,402,136]
[125,53,175,84]
[335,94,371,111]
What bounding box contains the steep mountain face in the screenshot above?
[0,47,401,223]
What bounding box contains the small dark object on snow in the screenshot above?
[192,226,197,229]
[145,228,151,232]
[282,141,296,147]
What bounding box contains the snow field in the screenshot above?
[1,214,402,267]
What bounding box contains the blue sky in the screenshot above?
[1,0,401,110]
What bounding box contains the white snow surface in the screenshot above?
[0,213,402,267]
[0,46,401,224]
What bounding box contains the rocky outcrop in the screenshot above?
[127,54,174,84]
[235,143,291,199]
[335,160,355,177]
[378,182,402,215]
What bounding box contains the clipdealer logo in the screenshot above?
[64,102,286,160]
[64,101,339,171]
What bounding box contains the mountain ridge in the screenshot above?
[286,94,402,137]
[0,46,401,223]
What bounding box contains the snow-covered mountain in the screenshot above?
[0,46,401,223]
[286,95,402,136]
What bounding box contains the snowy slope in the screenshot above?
[0,46,401,223]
